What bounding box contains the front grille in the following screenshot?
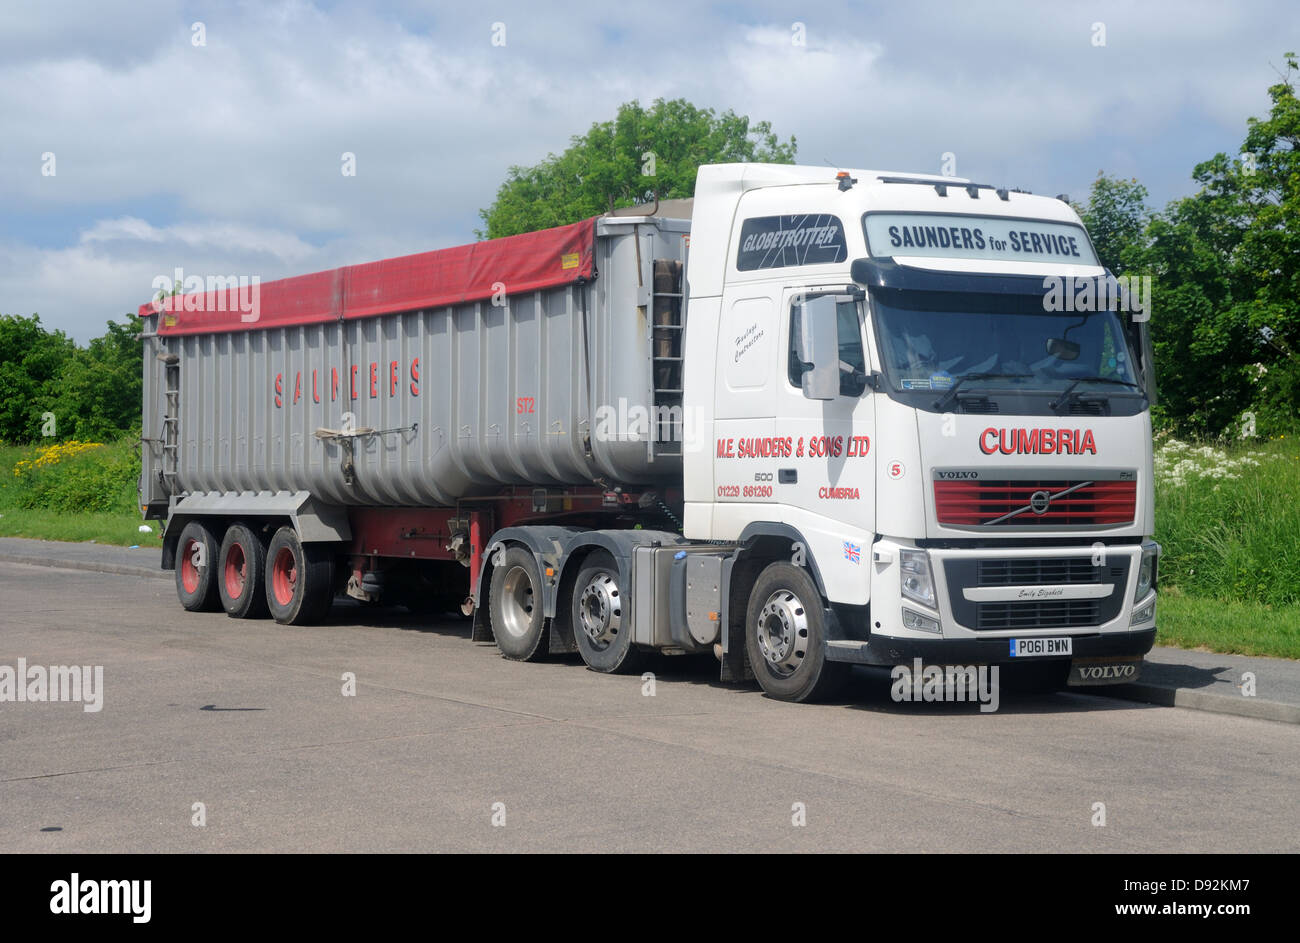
[978,557,1099,584]
[944,556,1131,631]
[934,478,1136,527]
[977,599,1100,630]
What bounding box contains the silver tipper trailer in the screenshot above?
[141,210,690,511]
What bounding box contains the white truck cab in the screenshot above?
[681,163,1158,697]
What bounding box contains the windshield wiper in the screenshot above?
[1049,375,1143,411]
[932,373,1032,411]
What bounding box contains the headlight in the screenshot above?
[899,548,936,608]
[1134,544,1159,601]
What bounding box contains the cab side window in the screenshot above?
[788,296,866,395]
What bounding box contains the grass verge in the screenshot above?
[0,508,157,546]
[1155,588,1300,660]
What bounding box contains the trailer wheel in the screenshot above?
[745,562,847,702]
[218,523,269,619]
[265,527,335,625]
[572,551,643,674]
[175,521,221,612]
[489,547,549,660]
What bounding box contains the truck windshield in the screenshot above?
[869,290,1138,395]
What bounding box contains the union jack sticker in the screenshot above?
[843,540,861,564]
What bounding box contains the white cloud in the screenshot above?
[0,0,1293,339]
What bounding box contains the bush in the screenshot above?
[7,439,140,514]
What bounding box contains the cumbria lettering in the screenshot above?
[980,426,1096,455]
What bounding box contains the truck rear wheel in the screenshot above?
[218,523,269,619]
[745,562,848,702]
[572,551,643,674]
[175,521,221,612]
[489,547,549,660]
[265,527,335,625]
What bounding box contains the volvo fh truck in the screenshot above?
[141,163,1159,702]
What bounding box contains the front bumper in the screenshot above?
[826,626,1156,665]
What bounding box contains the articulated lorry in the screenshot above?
[140,163,1159,702]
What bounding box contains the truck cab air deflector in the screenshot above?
[850,257,1119,301]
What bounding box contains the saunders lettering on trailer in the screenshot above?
[142,162,1160,704]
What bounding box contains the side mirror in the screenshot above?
[1131,319,1159,405]
[795,295,840,400]
[1046,337,1080,361]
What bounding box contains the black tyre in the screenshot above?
[489,547,549,660]
[265,526,335,625]
[571,551,643,674]
[218,523,269,619]
[175,520,221,612]
[745,562,848,702]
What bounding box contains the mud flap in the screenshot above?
[1068,655,1143,686]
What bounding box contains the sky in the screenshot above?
[1,0,1295,341]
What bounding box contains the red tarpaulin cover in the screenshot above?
[144,217,598,336]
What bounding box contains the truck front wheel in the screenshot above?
[572,551,643,674]
[265,527,335,625]
[745,563,848,702]
[489,547,549,661]
[175,521,221,612]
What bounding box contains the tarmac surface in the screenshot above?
[0,537,1296,852]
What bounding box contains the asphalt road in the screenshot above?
[1,560,1296,853]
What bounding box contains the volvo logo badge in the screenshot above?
[1029,490,1052,515]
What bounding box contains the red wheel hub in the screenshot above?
[272,547,298,606]
[223,542,247,600]
[181,539,201,593]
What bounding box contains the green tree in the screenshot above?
[1078,55,1300,436]
[0,313,142,443]
[1075,173,1150,274]
[0,314,75,442]
[1140,53,1300,436]
[1236,52,1300,434]
[478,98,797,238]
[50,315,144,441]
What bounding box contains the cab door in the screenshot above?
[773,286,876,603]
[710,284,780,536]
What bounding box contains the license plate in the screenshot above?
[1009,637,1072,658]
